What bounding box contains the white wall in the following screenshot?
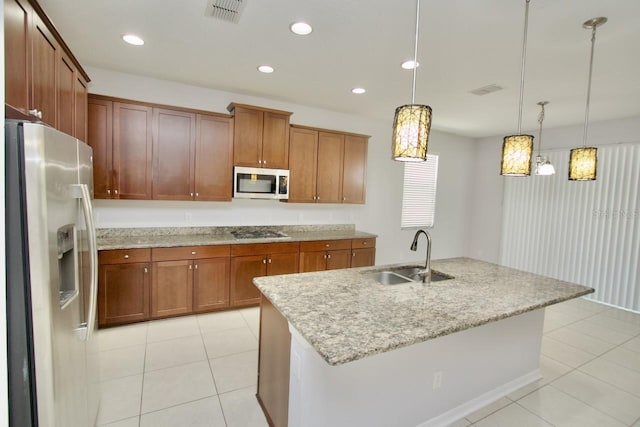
[468,116,640,264]
[87,67,477,264]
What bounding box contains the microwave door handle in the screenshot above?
[71,184,98,341]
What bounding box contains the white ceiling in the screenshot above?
[40,0,640,138]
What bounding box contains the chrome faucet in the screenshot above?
[410,229,432,283]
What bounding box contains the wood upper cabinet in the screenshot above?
[74,75,88,141]
[317,132,345,203]
[31,12,58,127]
[194,114,234,201]
[5,0,32,116]
[228,103,292,169]
[288,125,369,204]
[113,102,153,199]
[98,249,151,327]
[342,135,368,204]
[87,97,113,199]
[230,242,299,308]
[152,108,196,200]
[57,51,75,136]
[288,126,318,203]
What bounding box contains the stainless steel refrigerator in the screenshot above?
[6,121,100,426]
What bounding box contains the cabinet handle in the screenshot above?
[29,109,42,119]
[123,254,129,259]
[190,192,194,197]
[325,244,330,248]
[107,189,111,195]
[343,197,346,201]
[195,264,198,270]
[268,258,272,264]
[195,192,199,197]
[189,265,192,270]
[363,242,368,245]
[258,160,262,164]
[144,267,148,273]
[353,252,356,257]
[327,254,331,259]
[263,160,267,165]
[191,251,196,255]
[317,196,320,201]
[323,254,327,259]
[114,189,119,195]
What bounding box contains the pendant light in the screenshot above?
[392,0,432,162]
[569,17,606,181]
[500,0,534,176]
[534,101,555,176]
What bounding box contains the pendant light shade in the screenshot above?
[569,17,606,181]
[392,104,432,161]
[501,135,534,176]
[569,147,597,180]
[392,0,432,162]
[500,0,533,176]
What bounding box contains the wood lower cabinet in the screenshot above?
[230,243,300,308]
[299,240,352,273]
[228,103,292,169]
[351,248,376,268]
[289,125,369,204]
[151,245,231,319]
[98,249,151,327]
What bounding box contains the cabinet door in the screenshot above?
[299,251,327,273]
[74,76,88,141]
[113,102,153,199]
[262,112,290,169]
[87,98,113,199]
[233,107,263,167]
[4,0,31,115]
[326,250,351,271]
[316,132,344,203]
[342,135,368,204]
[57,52,75,136]
[193,257,230,312]
[288,127,318,203]
[267,252,299,276]
[194,114,233,201]
[351,248,375,268]
[230,255,266,307]
[98,262,150,326]
[152,108,196,200]
[151,260,193,318]
[31,13,58,127]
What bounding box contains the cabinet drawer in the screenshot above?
[231,242,300,256]
[99,249,151,265]
[299,239,351,252]
[352,238,376,249]
[152,245,230,261]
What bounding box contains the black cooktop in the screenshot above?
[230,230,289,239]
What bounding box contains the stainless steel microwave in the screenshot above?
[233,166,289,200]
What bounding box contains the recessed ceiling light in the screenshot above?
[351,88,366,95]
[401,60,419,70]
[290,22,313,35]
[257,65,274,74]
[122,34,145,46]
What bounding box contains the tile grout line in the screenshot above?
[199,322,229,427]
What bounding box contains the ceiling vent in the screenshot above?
[469,84,504,96]
[205,0,247,24]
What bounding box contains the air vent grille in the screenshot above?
[205,0,246,24]
[470,84,504,96]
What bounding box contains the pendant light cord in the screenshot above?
[537,102,545,155]
[517,0,531,133]
[582,25,598,148]
[411,0,420,105]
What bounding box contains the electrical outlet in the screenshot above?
[432,371,443,389]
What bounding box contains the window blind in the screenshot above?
[401,154,439,228]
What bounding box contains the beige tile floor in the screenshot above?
[95,298,640,426]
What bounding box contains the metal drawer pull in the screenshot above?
[123,254,129,259]
[327,254,331,259]
[144,267,148,273]
[191,251,196,255]
[263,259,267,264]
[195,264,198,270]
[363,241,367,245]
[189,265,192,270]
[325,244,330,248]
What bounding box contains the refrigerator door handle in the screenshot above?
[71,184,98,341]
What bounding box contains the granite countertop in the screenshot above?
[96,224,377,250]
[253,257,594,366]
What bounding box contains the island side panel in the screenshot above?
[257,295,291,427]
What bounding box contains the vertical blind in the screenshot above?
[500,143,640,312]
[401,154,439,228]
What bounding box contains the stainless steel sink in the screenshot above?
[365,266,454,285]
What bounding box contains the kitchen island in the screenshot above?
[253,257,593,427]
